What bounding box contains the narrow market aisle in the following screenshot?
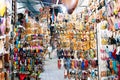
[40,49,65,80]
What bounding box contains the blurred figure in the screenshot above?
[47,44,52,59]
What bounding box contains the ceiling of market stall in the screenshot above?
[17,0,89,15]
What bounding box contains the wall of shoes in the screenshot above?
[55,0,120,80]
[96,0,120,79]
[0,0,120,80]
[55,9,98,80]
[97,20,120,80]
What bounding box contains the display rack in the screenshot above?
[55,12,99,80]
[55,0,120,80]
[0,0,13,79]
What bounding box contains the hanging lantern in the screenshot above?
[62,0,78,14]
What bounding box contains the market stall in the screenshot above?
[0,0,120,80]
[55,0,120,80]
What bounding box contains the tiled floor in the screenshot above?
[40,49,67,80]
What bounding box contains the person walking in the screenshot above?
[47,44,52,59]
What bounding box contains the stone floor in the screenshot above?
[39,49,67,80]
[40,58,64,80]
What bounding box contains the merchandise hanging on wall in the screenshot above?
[55,11,98,80]
[0,0,12,79]
[11,13,47,79]
[54,0,120,80]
